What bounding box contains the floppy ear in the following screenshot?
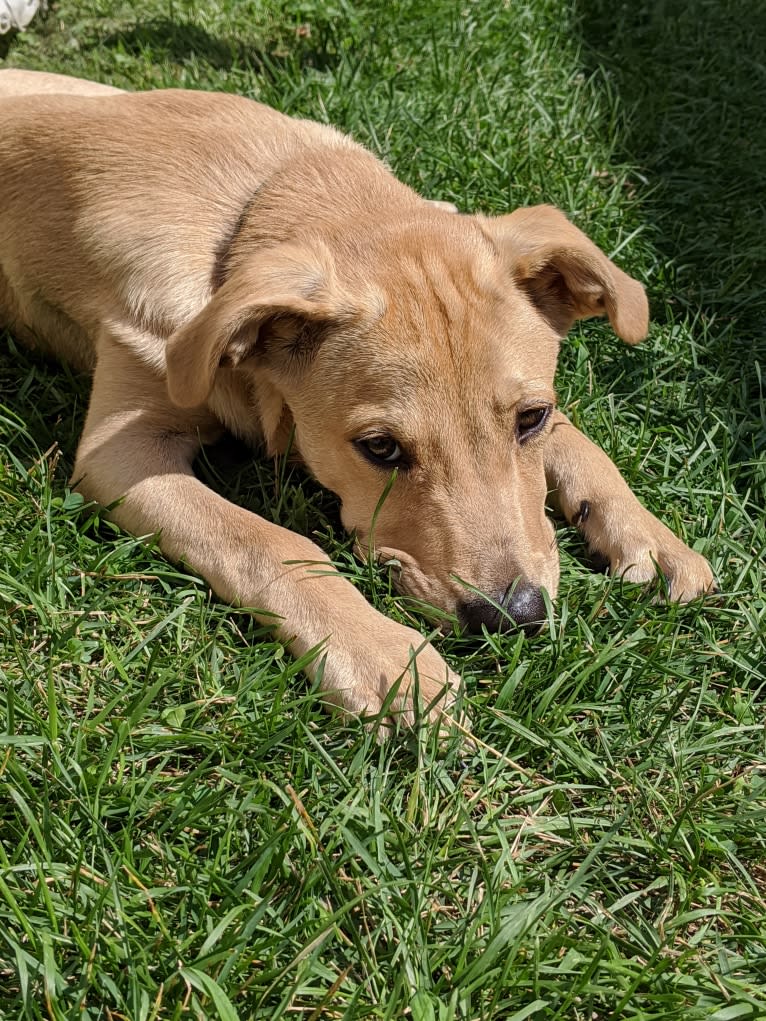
[484,204,649,344]
[165,242,352,408]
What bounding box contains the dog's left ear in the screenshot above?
[483,204,649,344]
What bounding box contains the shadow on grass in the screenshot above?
[575,0,766,489]
[575,0,766,340]
[98,18,250,71]
[92,16,339,78]
[0,338,88,474]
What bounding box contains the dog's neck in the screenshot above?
[211,145,423,291]
[210,187,265,292]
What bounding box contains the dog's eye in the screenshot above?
[517,405,551,442]
[355,434,406,468]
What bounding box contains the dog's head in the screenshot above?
[166,204,647,634]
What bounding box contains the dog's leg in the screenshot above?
[73,331,460,726]
[545,411,715,600]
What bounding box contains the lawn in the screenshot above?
[1,1,765,1018]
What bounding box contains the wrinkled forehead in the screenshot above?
[327,229,560,411]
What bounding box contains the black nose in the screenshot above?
[457,581,547,636]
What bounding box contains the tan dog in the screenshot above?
[0,70,714,725]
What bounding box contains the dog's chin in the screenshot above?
[363,542,561,636]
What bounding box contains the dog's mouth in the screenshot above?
[354,539,447,603]
[352,539,551,637]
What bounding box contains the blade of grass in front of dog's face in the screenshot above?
[1,0,765,1018]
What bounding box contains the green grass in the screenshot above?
[1,1,765,1018]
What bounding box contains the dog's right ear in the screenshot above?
[165,242,353,408]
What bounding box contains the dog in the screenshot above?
[0,70,715,726]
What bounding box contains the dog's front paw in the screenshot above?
[316,616,464,732]
[584,505,715,602]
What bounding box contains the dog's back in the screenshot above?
[0,68,123,97]
[0,72,361,370]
